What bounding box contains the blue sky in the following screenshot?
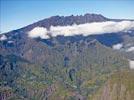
[0,0,134,33]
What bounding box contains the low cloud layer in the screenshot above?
[0,35,7,41]
[112,43,123,50]
[28,21,134,39]
[28,27,49,39]
[129,60,134,69]
[126,46,134,52]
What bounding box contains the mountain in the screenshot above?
[0,13,134,100]
[20,13,109,31]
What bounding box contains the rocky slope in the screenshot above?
[90,70,134,100]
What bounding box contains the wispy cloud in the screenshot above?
[129,60,134,69]
[28,21,134,39]
[112,43,123,50]
[0,35,7,41]
[126,46,134,52]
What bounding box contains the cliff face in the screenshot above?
[90,70,134,100]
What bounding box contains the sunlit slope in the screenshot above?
[90,70,134,100]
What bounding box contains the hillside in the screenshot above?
[90,70,134,100]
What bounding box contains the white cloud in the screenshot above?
[8,40,14,43]
[0,35,7,41]
[112,43,123,50]
[129,60,134,69]
[126,46,134,52]
[28,27,49,39]
[28,21,134,39]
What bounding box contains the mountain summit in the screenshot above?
[22,13,109,31]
